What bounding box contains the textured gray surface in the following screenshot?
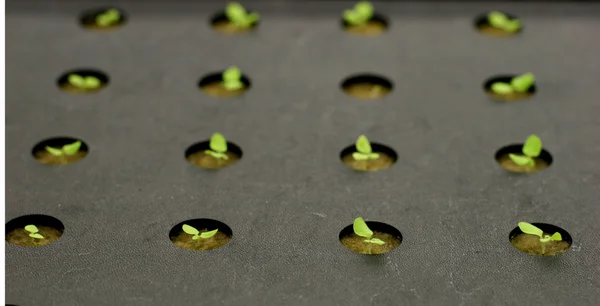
[5,1,600,305]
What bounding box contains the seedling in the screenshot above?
[95,9,121,27]
[343,1,374,26]
[354,217,384,254]
[352,135,379,161]
[45,140,82,157]
[182,224,218,240]
[24,225,44,243]
[225,2,260,28]
[204,133,229,160]
[508,134,542,168]
[68,74,101,90]
[518,222,562,255]
[222,67,244,91]
[491,73,535,95]
[487,11,522,33]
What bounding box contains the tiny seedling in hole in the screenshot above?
[24,225,45,243]
[222,66,244,91]
[68,74,101,90]
[491,73,535,95]
[354,217,384,254]
[352,135,380,161]
[204,133,229,161]
[182,224,218,240]
[343,1,374,26]
[45,140,82,157]
[487,11,522,33]
[508,134,542,168]
[225,2,260,28]
[518,222,562,255]
[95,9,121,27]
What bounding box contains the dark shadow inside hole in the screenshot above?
[79,7,128,28]
[341,13,389,29]
[185,140,243,160]
[57,69,109,89]
[5,214,65,236]
[339,142,397,162]
[198,72,252,89]
[169,218,233,241]
[339,221,402,242]
[509,223,572,246]
[341,74,394,99]
[31,137,89,157]
[209,11,260,29]
[494,144,553,166]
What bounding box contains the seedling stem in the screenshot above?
[518,222,562,255]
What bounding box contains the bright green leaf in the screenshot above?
[355,135,372,154]
[96,16,111,26]
[487,11,509,28]
[518,222,544,238]
[511,73,535,92]
[491,83,513,95]
[352,152,369,161]
[25,225,39,233]
[343,10,362,25]
[200,229,219,238]
[209,133,228,153]
[226,3,247,20]
[509,153,532,166]
[68,74,86,88]
[30,233,44,239]
[367,238,385,245]
[353,217,373,238]
[223,80,244,91]
[522,134,542,158]
[368,153,380,160]
[245,12,260,24]
[550,232,563,241]
[503,20,521,33]
[84,77,101,89]
[223,67,242,81]
[355,1,374,19]
[62,141,82,155]
[182,224,200,235]
[45,146,64,156]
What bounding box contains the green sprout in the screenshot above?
[518,222,562,255]
[95,9,121,27]
[24,225,45,242]
[222,67,244,91]
[45,140,82,157]
[225,2,260,28]
[352,135,379,161]
[68,74,101,90]
[508,134,542,168]
[182,224,219,240]
[204,133,229,160]
[354,217,384,254]
[343,1,374,26]
[487,11,522,33]
[491,73,535,95]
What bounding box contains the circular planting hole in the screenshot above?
[170,218,233,251]
[79,7,127,30]
[342,13,388,36]
[185,139,242,170]
[341,74,393,99]
[210,4,259,34]
[199,67,252,98]
[32,137,89,166]
[495,144,552,174]
[509,223,572,256]
[475,11,522,37]
[339,220,402,255]
[5,214,65,247]
[57,69,109,94]
[340,136,397,172]
[483,74,536,102]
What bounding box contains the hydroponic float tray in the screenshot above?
[5,1,600,305]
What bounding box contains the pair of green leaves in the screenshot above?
[518,222,562,243]
[343,1,374,26]
[182,224,219,240]
[353,217,385,245]
[222,66,244,91]
[509,134,542,167]
[205,133,229,160]
[25,225,44,239]
[68,74,101,89]
[353,135,380,161]
[96,9,121,26]
[487,11,522,33]
[491,73,535,95]
[225,3,260,28]
[45,141,82,157]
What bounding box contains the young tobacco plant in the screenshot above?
[68,74,101,90]
[96,9,121,26]
[205,133,229,160]
[518,222,562,255]
[352,135,379,161]
[491,73,535,95]
[45,140,82,157]
[487,11,522,33]
[222,67,244,91]
[354,217,384,254]
[225,2,260,28]
[343,1,374,26]
[182,224,218,240]
[24,225,45,241]
[509,134,542,167]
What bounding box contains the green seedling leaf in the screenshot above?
[353,217,373,238]
[343,10,362,25]
[522,134,542,158]
[84,77,101,89]
[511,73,535,93]
[30,233,44,239]
[245,12,260,24]
[352,152,369,161]
[62,141,82,155]
[367,153,380,160]
[45,146,64,156]
[355,1,374,19]
[488,11,509,28]
[96,16,111,26]
[355,135,373,154]
[223,80,244,91]
[509,154,533,166]
[518,222,544,238]
[364,238,385,245]
[223,67,242,82]
[68,74,86,88]
[209,133,228,153]
[503,20,521,33]
[550,232,563,241]
[205,150,230,160]
[25,225,39,233]
[200,229,219,238]
[226,2,247,20]
[491,82,513,95]
[182,224,200,235]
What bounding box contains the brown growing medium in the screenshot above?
[477,25,518,37]
[345,21,387,36]
[212,21,256,34]
[486,90,533,101]
[343,83,391,99]
[5,226,63,247]
[34,150,87,165]
[187,151,240,169]
[201,82,247,98]
[172,230,232,251]
[510,233,571,256]
[341,231,401,254]
[342,152,395,171]
[59,83,106,94]
[497,154,548,173]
